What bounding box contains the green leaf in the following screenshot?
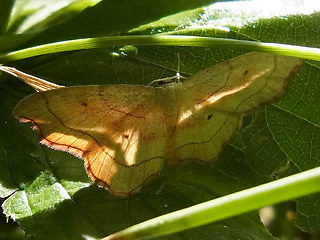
[20,0,218,46]
[0,0,13,36]
[0,0,320,239]
[6,0,101,35]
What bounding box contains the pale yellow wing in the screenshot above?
[13,85,167,196]
[172,52,303,163]
[11,52,303,195]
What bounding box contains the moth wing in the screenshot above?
[173,52,303,162]
[14,85,167,196]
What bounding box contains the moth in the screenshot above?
[1,52,303,196]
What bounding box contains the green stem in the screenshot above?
[1,35,320,62]
[103,167,320,240]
